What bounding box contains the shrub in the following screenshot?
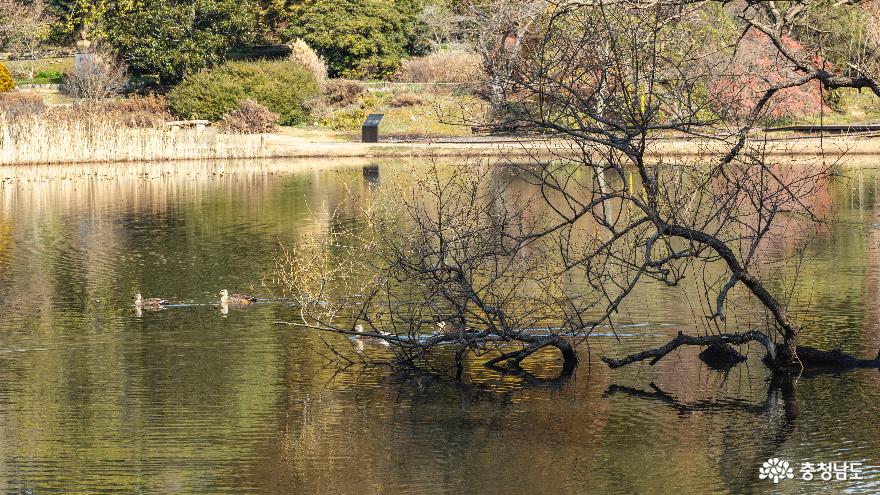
[320,108,366,130]
[61,53,128,100]
[358,91,382,109]
[323,79,363,107]
[103,95,171,128]
[0,63,14,93]
[394,50,482,84]
[30,70,65,84]
[390,92,423,107]
[219,99,279,133]
[0,92,45,117]
[168,59,320,125]
[289,38,328,82]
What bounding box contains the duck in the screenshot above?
[354,324,391,337]
[218,289,257,305]
[133,293,168,308]
[354,324,391,347]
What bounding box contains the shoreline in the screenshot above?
[261,132,880,159]
[1,131,879,168]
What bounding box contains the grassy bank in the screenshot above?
[314,83,483,139]
[246,128,880,165]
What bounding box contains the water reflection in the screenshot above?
[362,164,380,185]
[0,159,877,493]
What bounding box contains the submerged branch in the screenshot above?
[601,330,776,369]
[602,331,880,373]
[274,320,578,376]
[795,346,880,369]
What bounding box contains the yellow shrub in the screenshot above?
[0,63,14,93]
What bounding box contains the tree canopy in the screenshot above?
[101,0,257,84]
[40,0,433,81]
[285,0,424,79]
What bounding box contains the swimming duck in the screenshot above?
[133,293,168,308]
[354,324,391,337]
[219,289,257,305]
[354,324,392,347]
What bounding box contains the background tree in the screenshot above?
[285,0,424,79]
[100,0,257,84]
[416,0,459,49]
[0,0,55,78]
[45,0,104,44]
[457,0,545,113]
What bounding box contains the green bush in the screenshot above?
[286,0,410,79]
[167,59,319,124]
[320,108,366,130]
[31,71,65,84]
[0,63,15,93]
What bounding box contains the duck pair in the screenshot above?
[132,290,257,309]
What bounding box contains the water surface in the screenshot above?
[0,159,878,494]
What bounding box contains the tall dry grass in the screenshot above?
[0,105,272,165]
[289,38,328,82]
[394,50,482,84]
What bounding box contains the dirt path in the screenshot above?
[259,132,880,165]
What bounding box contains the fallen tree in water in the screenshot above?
[273,0,880,379]
[602,331,880,373]
[494,0,880,376]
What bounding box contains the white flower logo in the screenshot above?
[759,458,795,483]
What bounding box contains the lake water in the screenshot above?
[0,158,878,494]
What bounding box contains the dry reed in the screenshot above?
[289,38,328,82]
[0,107,272,165]
[394,50,482,84]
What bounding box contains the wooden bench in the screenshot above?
[164,120,210,132]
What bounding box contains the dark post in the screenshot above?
[361,114,384,143]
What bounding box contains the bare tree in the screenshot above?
[740,0,880,96]
[417,2,459,50]
[459,0,547,113]
[275,0,880,379]
[62,50,128,100]
[0,0,53,79]
[274,162,580,377]
[487,0,880,373]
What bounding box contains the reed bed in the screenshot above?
[0,107,272,165]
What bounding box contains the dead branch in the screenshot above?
[600,330,776,369]
[602,331,880,371]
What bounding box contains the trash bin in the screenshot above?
[362,114,384,143]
